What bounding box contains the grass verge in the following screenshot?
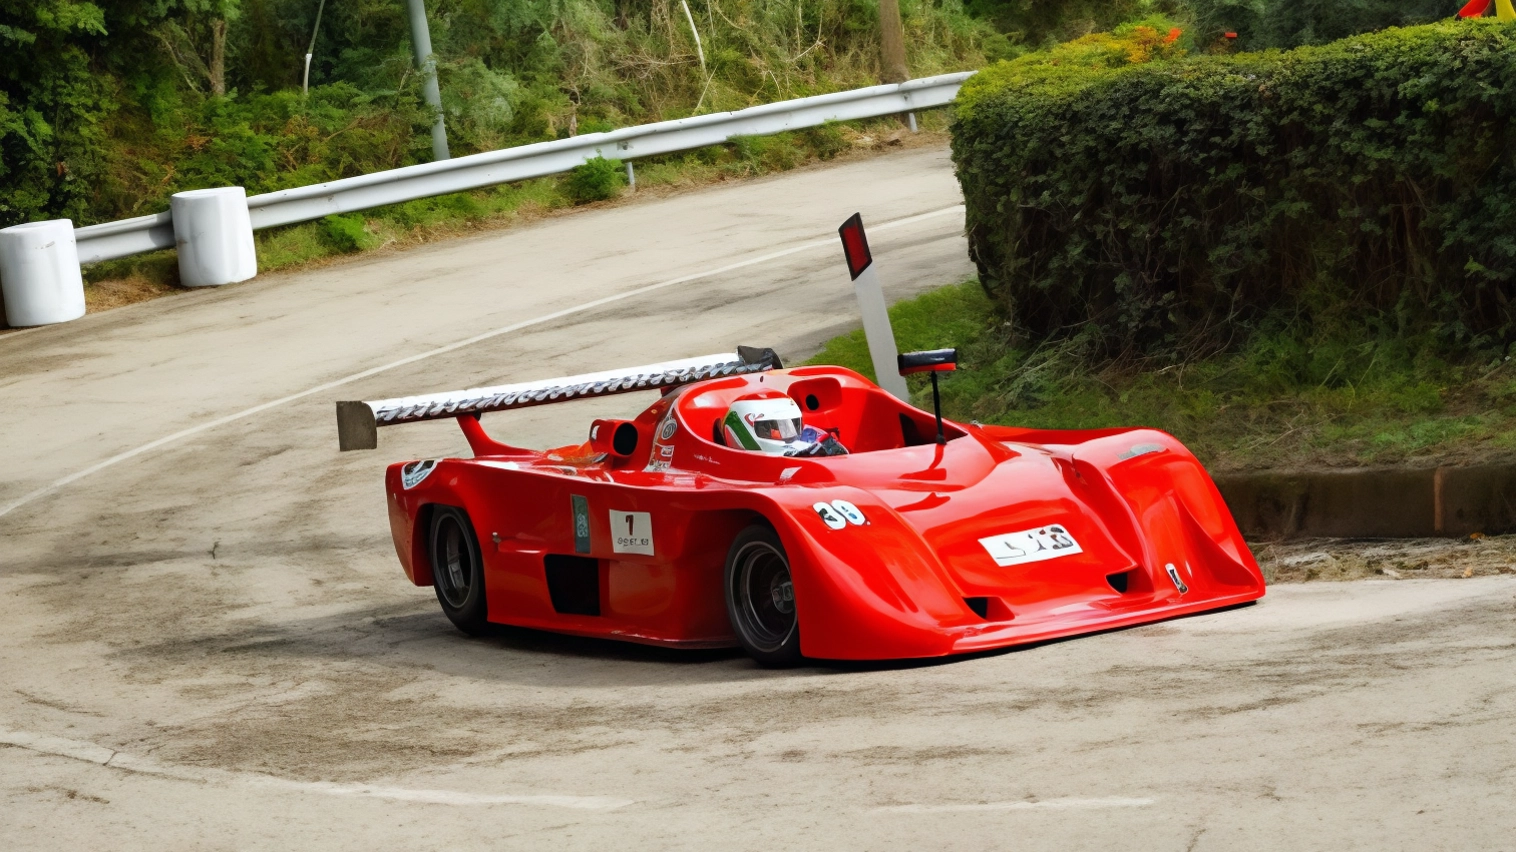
[807,280,1516,473]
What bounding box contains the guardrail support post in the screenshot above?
[406,0,450,162]
[625,161,636,191]
[171,187,257,288]
[0,219,87,327]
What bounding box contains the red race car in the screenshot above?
[336,347,1264,665]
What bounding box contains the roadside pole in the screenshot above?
[405,0,450,161]
[302,0,327,95]
[837,213,909,401]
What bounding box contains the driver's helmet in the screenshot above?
[721,392,847,457]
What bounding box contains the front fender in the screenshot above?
[1071,430,1264,598]
[760,487,980,660]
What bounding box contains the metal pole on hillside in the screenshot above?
[405,0,450,161]
[302,0,327,95]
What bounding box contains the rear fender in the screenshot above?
[385,460,472,587]
[406,503,436,587]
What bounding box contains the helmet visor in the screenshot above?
[752,417,802,441]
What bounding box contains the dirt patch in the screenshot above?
[1252,535,1516,583]
[85,274,182,312]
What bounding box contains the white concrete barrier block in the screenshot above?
[171,187,257,288]
[0,219,87,327]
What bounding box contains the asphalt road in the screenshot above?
[2,146,1513,851]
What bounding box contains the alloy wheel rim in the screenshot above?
[733,540,795,653]
[435,517,472,608]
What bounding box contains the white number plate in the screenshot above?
[978,524,1082,567]
[609,510,654,555]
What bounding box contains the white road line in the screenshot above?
[0,204,964,520]
[1,728,635,810]
[875,797,1155,813]
[0,728,117,765]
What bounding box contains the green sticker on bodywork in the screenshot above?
[571,494,591,554]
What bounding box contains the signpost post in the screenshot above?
[837,213,909,401]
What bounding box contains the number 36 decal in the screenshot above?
[813,500,866,530]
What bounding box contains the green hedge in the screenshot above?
[951,21,1516,359]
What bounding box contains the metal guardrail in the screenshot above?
[74,211,175,266]
[71,72,973,265]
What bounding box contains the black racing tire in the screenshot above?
[724,524,803,667]
[428,506,489,636]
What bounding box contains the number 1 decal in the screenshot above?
[609,510,654,555]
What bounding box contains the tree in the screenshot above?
[879,0,909,83]
[0,0,112,226]
[154,0,240,96]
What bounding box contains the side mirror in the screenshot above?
[897,348,958,375]
[896,349,958,445]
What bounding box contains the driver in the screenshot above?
[720,392,848,457]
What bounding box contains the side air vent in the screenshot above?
[544,555,601,615]
[589,419,639,459]
[1106,567,1152,595]
[963,596,1015,621]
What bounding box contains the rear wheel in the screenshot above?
[428,506,488,636]
[724,524,802,666]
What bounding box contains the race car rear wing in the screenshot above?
[336,346,782,451]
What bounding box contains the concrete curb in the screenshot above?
[1214,464,1516,540]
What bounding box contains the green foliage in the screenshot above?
[1181,0,1459,49]
[953,21,1516,363]
[0,0,1006,229]
[957,13,1187,108]
[564,155,625,204]
[1,0,1466,235]
[802,122,850,160]
[961,1,1462,51]
[965,0,1180,47]
[319,213,378,253]
[729,133,807,170]
[810,280,1516,470]
[0,0,114,224]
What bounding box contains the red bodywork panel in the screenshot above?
[382,366,1264,660]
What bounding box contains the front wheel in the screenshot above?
[429,506,488,636]
[724,524,802,666]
